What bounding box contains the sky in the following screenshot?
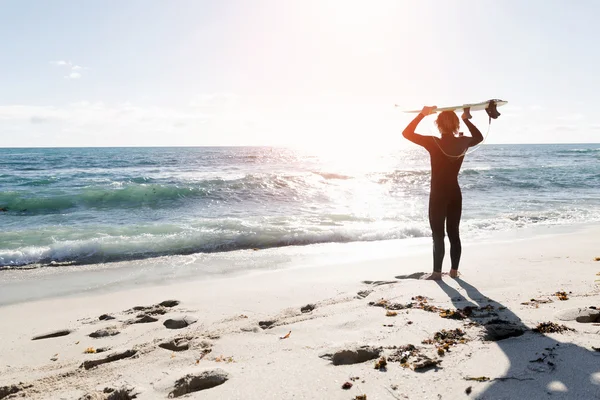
[1,0,599,148]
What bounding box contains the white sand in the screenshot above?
[1,225,599,399]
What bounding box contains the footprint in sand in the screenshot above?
[258,320,276,330]
[89,327,120,338]
[80,349,137,370]
[319,346,382,365]
[79,386,139,400]
[361,280,397,286]
[394,272,428,280]
[159,338,190,352]
[163,316,198,330]
[31,329,73,341]
[0,383,33,399]
[168,369,229,398]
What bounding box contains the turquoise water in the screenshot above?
[1,144,599,268]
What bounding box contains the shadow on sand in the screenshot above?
[434,278,600,399]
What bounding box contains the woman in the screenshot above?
[402,106,483,280]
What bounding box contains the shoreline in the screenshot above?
[1,223,599,398]
[0,221,596,307]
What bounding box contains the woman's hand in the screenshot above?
[461,107,472,120]
[420,106,437,116]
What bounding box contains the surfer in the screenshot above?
[402,106,483,280]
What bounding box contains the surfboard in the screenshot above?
[400,99,508,113]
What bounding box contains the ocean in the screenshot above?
[1,144,599,270]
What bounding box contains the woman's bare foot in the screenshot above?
[449,269,459,279]
[422,272,443,280]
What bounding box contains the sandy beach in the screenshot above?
[1,225,599,400]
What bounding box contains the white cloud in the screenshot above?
[50,60,86,79]
[50,60,70,67]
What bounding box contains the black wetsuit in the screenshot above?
[402,114,482,273]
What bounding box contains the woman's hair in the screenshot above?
[435,111,460,136]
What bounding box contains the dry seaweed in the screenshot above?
[422,329,467,347]
[465,376,490,382]
[368,299,408,310]
[554,291,569,301]
[280,331,291,340]
[532,322,575,334]
[374,356,387,370]
[387,344,418,364]
[342,382,353,390]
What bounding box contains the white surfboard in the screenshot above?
[400,99,508,113]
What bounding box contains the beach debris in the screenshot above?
[386,310,398,317]
[164,316,198,330]
[437,348,445,357]
[85,347,96,354]
[465,386,472,395]
[356,290,373,299]
[342,382,353,390]
[482,319,526,341]
[465,376,490,382]
[214,355,234,363]
[594,257,600,261]
[350,376,360,381]
[387,344,418,365]
[31,329,72,340]
[81,349,138,370]
[407,321,413,325]
[89,327,120,338]
[368,299,408,310]
[159,339,190,352]
[75,341,80,344]
[258,320,276,330]
[239,314,248,319]
[320,346,382,366]
[196,348,212,363]
[592,347,600,352]
[354,395,367,400]
[412,356,441,371]
[374,356,387,371]
[99,314,115,321]
[387,344,439,370]
[532,322,575,334]
[520,298,553,307]
[168,369,229,398]
[50,354,59,362]
[555,291,569,301]
[301,304,316,313]
[528,345,559,371]
[383,324,394,327]
[280,331,291,340]
[438,309,469,320]
[422,329,467,348]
